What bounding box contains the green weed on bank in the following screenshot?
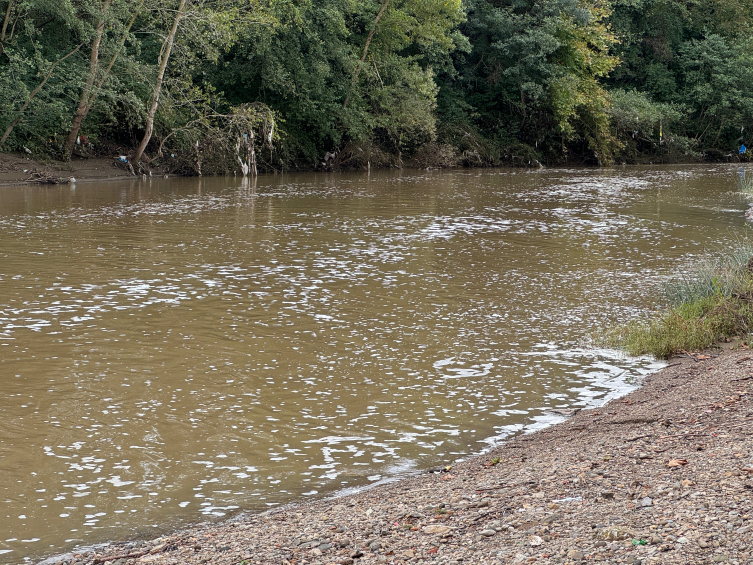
[599,242,753,359]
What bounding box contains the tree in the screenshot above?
[132,0,268,167]
[133,0,187,165]
[63,0,147,159]
[437,0,618,162]
[677,34,753,148]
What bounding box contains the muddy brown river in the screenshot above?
[0,166,750,562]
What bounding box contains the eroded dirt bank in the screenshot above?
[39,349,753,565]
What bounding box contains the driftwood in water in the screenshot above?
[26,171,72,184]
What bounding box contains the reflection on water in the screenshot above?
[0,166,749,562]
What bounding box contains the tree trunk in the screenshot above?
[1,1,13,45]
[133,0,187,166]
[343,0,389,109]
[0,44,82,147]
[64,0,112,159]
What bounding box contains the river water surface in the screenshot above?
[1,166,750,562]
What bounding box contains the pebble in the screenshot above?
[423,525,452,535]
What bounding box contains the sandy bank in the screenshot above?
[38,348,753,565]
[0,153,135,186]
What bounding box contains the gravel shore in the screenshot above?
[41,348,753,565]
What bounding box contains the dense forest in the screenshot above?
[2,0,753,174]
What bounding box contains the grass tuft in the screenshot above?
[597,241,753,359]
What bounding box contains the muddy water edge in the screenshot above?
[0,165,750,563]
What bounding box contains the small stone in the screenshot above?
[713,556,729,563]
[566,549,584,561]
[543,512,563,524]
[311,548,323,556]
[676,537,689,544]
[350,549,363,558]
[401,550,414,559]
[659,544,673,552]
[479,529,496,537]
[594,527,633,541]
[601,491,614,499]
[368,541,381,551]
[529,535,543,546]
[641,497,653,507]
[423,525,453,535]
[594,541,606,548]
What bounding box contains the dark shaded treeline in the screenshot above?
[2,0,753,173]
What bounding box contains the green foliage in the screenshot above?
[436,0,620,164]
[3,0,753,165]
[607,0,753,156]
[607,88,680,138]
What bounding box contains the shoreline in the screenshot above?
[36,346,753,565]
[2,153,752,189]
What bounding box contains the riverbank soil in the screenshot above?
[45,349,753,565]
[0,153,131,185]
